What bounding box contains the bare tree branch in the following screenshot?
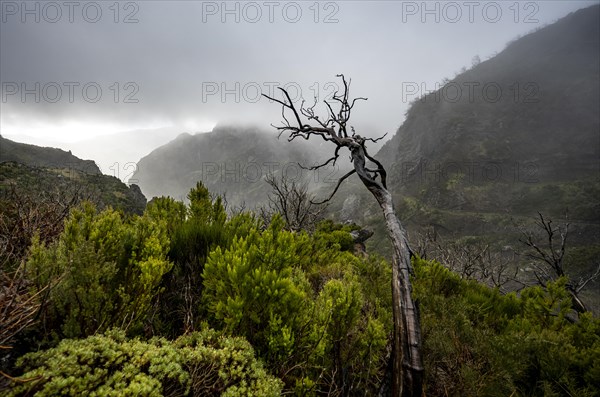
[575,262,600,294]
[518,212,592,313]
[311,169,356,205]
[263,74,423,397]
[261,174,327,232]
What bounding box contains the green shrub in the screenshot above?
[26,202,172,340]
[203,215,311,363]
[151,184,258,337]
[413,257,600,396]
[8,328,282,397]
[202,215,391,394]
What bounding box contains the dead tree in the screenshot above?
[263,74,423,397]
[260,174,327,232]
[519,212,600,313]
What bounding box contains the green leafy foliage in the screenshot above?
[151,184,237,336]
[187,181,227,225]
[26,202,172,340]
[313,219,358,252]
[8,328,282,397]
[145,196,187,235]
[202,214,392,394]
[6,181,599,396]
[203,215,312,361]
[413,257,600,396]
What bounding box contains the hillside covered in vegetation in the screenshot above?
[373,5,599,227]
[0,135,101,175]
[1,181,598,396]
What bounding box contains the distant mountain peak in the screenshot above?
[132,125,337,206]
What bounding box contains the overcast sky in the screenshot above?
[1,0,598,148]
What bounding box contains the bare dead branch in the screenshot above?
[517,212,593,313]
[363,132,388,143]
[311,169,357,205]
[263,74,423,396]
[575,262,600,293]
[261,174,327,232]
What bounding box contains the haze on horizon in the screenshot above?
[1,0,598,172]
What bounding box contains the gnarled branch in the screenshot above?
[263,74,423,397]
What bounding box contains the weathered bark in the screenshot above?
[351,145,423,397]
[569,290,587,314]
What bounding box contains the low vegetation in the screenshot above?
[1,182,599,396]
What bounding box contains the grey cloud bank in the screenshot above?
[1,1,597,150]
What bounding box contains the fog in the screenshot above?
[1,0,598,173]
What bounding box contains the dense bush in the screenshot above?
[25,201,172,340]
[7,328,282,397]
[202,215,392,394]
[414,257,600,396]
[150,183,260,337]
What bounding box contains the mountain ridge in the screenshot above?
[375,5,599,204]
[0,135,101,175]
[0,136,147,215]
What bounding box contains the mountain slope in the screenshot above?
[375,5,599,217]
[0,135,101,175]
[378,5,599,179]
[131,125,336,207]
[0,162,147,215]
[0,136,146,215]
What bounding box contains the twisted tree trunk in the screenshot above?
[262,74,424,396]
[351,145,423,397]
